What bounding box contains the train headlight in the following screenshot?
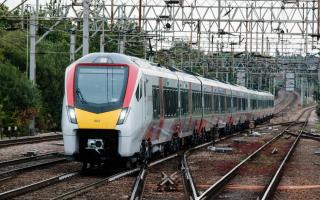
[67,106,77,124]
[117,107,130,125]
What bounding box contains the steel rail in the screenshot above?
[183,106,314,200]
[0,134,62,148]
[0,157,67,180]
[128,133,240,200]
[182,132,243,200]
[52,154,179,200]
[0,171,80,200]
[129,164,147,200]
[0,152,62,167]
[51,168,141,200]
[260,108,313,200]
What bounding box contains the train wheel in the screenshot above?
[82,162,88,171]
[139,139,152,163]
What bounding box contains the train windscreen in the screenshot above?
[75,66,128,112]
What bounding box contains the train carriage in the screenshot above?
[62,53,274,166]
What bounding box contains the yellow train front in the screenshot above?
[62,53,142,165]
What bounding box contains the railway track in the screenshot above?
[0,134,62,148]
[2,154,179,199]
[1,105,312,200]
[0,153,66,181]
[129,132,243,200]
[273,92,298,117]
[181,106,314,200]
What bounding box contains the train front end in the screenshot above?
[62,54,139,164]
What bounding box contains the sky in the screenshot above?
[3,0,319,56]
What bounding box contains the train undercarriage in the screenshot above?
[78,114,273,170]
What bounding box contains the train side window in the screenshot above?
[214,95,219,113]
[250,99,254,110]
[135,81,143,101]
[163,87,178,118]
[220,95,225,113]
[232,97,237,112]
[180,89,188,115]
[152,86,160,119]
[192,92,195,114]
[204,93,213,114]
[226,96,231,113]
[192,90,201,114]
[245,99,248,110]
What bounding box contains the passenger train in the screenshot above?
[62,53,274,166]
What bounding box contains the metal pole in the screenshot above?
[100,20,105,52]
[35,0,39,31]
[29,14,36,133]
[138,0,142,32]
[70,29,76,62]
[305,3,308,56]
[318,0,320,40]
[21,0,24,29]
[261,21,264,55]
[245,4,248,53]
[273,76,276,96]
[218,0,221,37]
[301,77,304,105]
[29,15,36,84]
[250,4,253,53]
[100,34,105,52]
[82,0,90,56]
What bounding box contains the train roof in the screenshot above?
[72,53,274,98]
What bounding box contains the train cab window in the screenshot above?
[220,95,226,113]
[226,96,232,113]
[152,86,160,119]
[75,66,128,110]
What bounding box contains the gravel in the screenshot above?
[143,158,185,200]
[0,140,64,161]
[0,161,81,193]
[215,135,295,200]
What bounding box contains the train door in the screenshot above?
[142,77,147,122]
[135,79,144,133]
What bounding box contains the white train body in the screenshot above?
[62,53,274,162]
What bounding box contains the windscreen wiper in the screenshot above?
[76,88,88,104]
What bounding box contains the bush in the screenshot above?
[0,62,42,133]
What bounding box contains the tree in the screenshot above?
[0,62,41,132]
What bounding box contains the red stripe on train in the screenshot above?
[123,64,138,107]
[66,63,76,106]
